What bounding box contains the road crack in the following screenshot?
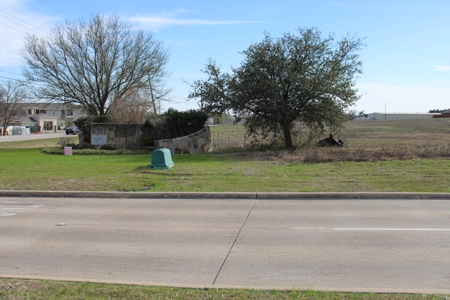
[212,200,256,285]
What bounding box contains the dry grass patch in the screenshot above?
[211,119,450,162]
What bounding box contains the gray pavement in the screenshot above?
[1,195,450,294]
[0,132,66,142]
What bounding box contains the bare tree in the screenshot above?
[0,81,29,136]
[21,14,169,116]
[147,71,172,114]
[109,88,152,124]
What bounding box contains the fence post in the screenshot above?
[218,133,220,149]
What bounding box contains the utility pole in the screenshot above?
[200,87,203,110]
[385,103,386,120]
[63,96,67,129]
[147,75,157,115]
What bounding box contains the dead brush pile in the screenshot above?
[240,143,450,163]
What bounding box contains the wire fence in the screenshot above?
[210,132,247,151]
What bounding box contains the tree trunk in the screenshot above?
[148,75,158,115]
[149,81,157,115]
[282,125,293,149]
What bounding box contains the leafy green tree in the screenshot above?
[189,27,365,149]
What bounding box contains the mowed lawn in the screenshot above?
[0,118,449,192]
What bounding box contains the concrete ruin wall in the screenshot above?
[156,126,211,154]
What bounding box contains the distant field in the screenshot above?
[341,118,450,147]
[210,118,450,147]
[210,119,450,162]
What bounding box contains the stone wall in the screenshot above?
[156,126,211,154]
[90,124,155,147]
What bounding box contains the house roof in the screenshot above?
[5,116,38,125]
[11,115,59,125]
[19,102,83,111]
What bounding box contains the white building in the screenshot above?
[3,103,85,133]
[367,112,440,121]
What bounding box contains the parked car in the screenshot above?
[65,126,81,135]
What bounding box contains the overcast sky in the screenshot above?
[0,0,449,113]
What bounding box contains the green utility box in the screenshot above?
[150,148,174,170]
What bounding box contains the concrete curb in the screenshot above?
[1,190,450,200]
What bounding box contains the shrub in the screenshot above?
[76,142,91,149]
[145,108,208,140]
[100,143,116,150]
[162,108,208,138]
[139,134,153,146]
[57,137,77,148]
[74,115,111,143]
[42,148,151,155]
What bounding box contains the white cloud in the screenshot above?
[434,65,450,71]
[355,83,450,113]
[127,10,260,31]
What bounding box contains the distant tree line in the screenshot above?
[429,109,448,113]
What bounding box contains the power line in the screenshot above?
[0,8,49,35]
[0,75,28,82]
[0,21,27,35]
[0,14,47,36]
[0,70,23,76]
[0,75,47,87]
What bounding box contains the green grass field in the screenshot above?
[0,119,449,192]
[0,143,450,192]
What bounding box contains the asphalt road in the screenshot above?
[1,197,450,293]
[0,132,67,142]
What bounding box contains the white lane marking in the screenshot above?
[1,201,45,204]
[0,202,46,217]
[292,227,450,231]
[1,207,35,210]
[0,212,16,217]
[333,228,450,231]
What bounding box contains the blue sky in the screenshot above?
[0,0,449,113]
